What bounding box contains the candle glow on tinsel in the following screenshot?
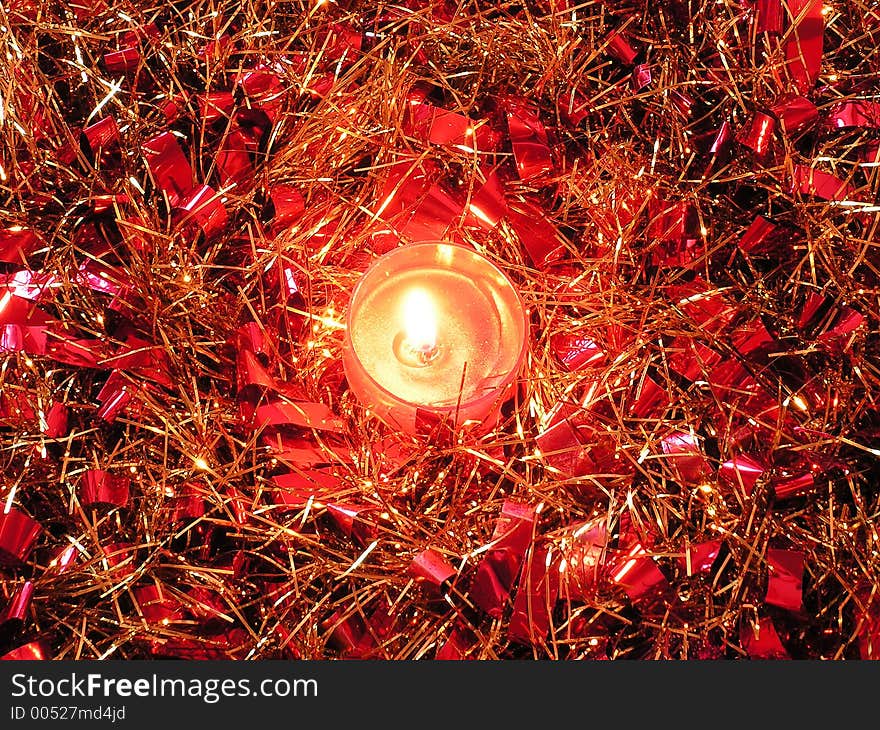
[0,0,876,663]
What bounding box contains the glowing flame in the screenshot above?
[402,288,437,353]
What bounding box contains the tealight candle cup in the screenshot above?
[343,242,528,437]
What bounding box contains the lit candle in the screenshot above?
[343,243,527,436]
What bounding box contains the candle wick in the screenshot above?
[413,341,440,365]
[393,331,441,367]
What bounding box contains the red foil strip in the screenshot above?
[782,0,824,94]
[402,83,432,136]
[323,610,366,655]
[271,469,345,511]
[79,469,130,508]
[667,339,721,381]
[772,471,816,500]
[172,184,229,240]
[267,184,306,234]
[264,433,352,468]
[470,501,537,617]
[0,509,41,567]
[541,397,635,480]
[0,388,36,426]
[632,64,652,91]
[732,318,776,359]
[236,349,275,393]
[0,325,45,358]
[149,629,249,659]
[0,641,50,660]
[605,28,637,65]
[558,520,609,601]
[42,401,68,436]
[535,403,594,479]
[649,198,698,243]
[797,292,830,331]
[354,600,397,657]
[46,543,78,573]
[816,306,864,353]
[302,72,337,100]
[319,23,363,64]
[509,543,560,645]
[101,542,136,577]
[737,112,776,157]
[171,483,206,523]
[242,399,344,433]
[1,580,33,626]
[185,586,228,622]
[103,47,140,74]
[370,436,419,480]
[660,431,710,484]
[374,160,436,235]
[589,188,642,245]
[121,22,159,46]
[679,540,722,576]
[326,503,377,545]
[436,625,474,659]
[738,215,777,254]
[401,183,462,242]
[426,108,497,153]
[236,321,268,358]
[106,336,174,388]
[238,66,287,122]
[558,86,590,126]
[91,194,130,215]
[827,101,880,129]
[668,89,694,120]
[216,127,256,187]
[791,164,855,201]
[0,269,57,301]
[134,584,186,624]
[463,167,508,230]
[503,98,554,182]
[96,371,134,423]
[669,277,737,329]
[741,617,789,659]
[856,590,880,659]
[224,486,250,526]
[0,228,39,264]
[199,91,235,124]
[608,542,667,601]
[409,549,456,591]
[507,198,567,268]
[45,332,105,368]
[142,132,195,206]
[754,0,784,33]
[708,120,733,158]
[770,95,818,133]
[629,376,668,419]
[718,454,765,496]
[765,548,804,612]
[707,360,758,408]
[159,94,188,125]
[551,333,604,372]
[82,116,120,155]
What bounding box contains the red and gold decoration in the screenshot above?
[1,0,879,660]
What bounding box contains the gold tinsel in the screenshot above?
[0,0,879,660]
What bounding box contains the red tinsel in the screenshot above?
[0,0,879,660]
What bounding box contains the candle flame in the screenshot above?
[402,288,437,352]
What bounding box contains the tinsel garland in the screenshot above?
[0,0,879,660]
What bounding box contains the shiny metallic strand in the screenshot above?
[0,0,879,660]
